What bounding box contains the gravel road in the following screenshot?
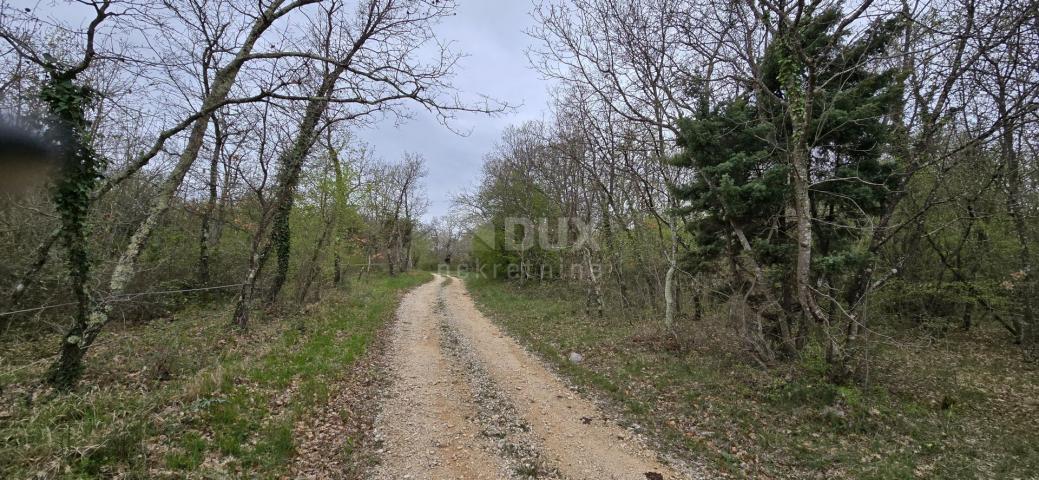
[370,275,693,480]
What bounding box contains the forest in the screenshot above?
[462,0,1038,368]
[0,0,1037,478]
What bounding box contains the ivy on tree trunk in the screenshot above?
[41,74,105,390]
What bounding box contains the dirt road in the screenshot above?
[370,275,693,480]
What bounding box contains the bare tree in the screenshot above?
[231,0,502,326]
[6,0,322,388]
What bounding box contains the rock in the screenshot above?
[821,405,847,420]
[568,352,584,364]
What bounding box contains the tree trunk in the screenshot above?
[232,61,348,325]
[329,141,347,287]
[198,116,224,286]
[584,247,604,317]
[233,240,274,328]
[9,227,59,306]
[45,78,101,389]
[780,38,842,376]
[50,1,295,383]
[333,252,342,286]
[264,199,293,307]
[297,215,333,304]
[998,90,1034,344]
[664,253,676,332]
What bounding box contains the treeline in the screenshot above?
[458,0,1038,381]
[0,0,492,390]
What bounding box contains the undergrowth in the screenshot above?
[0,272,429,478]
[465,276,1039,479]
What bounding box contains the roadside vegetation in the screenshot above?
[1,0,1037,478]
[467,277,1039,479]
[0,0,497,393]
[0,272,428,478]
[1,0,480,475]
[440,1,1039,477]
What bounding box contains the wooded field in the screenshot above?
[458,0,1039,379]
[1,0,1037,478]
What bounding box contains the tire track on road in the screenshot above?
[372,275,695,479]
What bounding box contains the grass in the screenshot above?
[0,272,429,478]
[464,276,1039,479]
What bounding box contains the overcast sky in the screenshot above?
[357,1,552,220]
[19,0,552,221]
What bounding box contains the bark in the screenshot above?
[333,252,342,286]
[732,220,798,356]
[663,231,677,332]
[385,224,398,276]
[297,213,334,304]
[47,132,98,390]
[780,34,843,375]
[33,4,112,389]
[360,252,372,280]
[8,3,110,323]
[997,88,1034,344]
[9,227,59,306]
[232,240,275,327]
[702,166,797,356]
[386,174,411,276]
[584,247,604,317]
[233,61,348,326]
[198,116,225,286]
[329,143,348,287]
[599,205,630,309]
[264,199,293,306]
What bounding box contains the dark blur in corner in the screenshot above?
[0,120,58,194]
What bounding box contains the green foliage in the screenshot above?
[671,8,904,354]
[39,71,109,389]
[165,431,206,470]
[672,97,789,272]
[0,273,429,478]
[674,8,902,271]
[41,76,104,245]
[873,279,1011,327]
[167,272,429,475]
[469,168,563,278]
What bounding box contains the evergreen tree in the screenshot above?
[673,5,904,369]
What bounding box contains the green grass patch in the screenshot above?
[0,272,429,478]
